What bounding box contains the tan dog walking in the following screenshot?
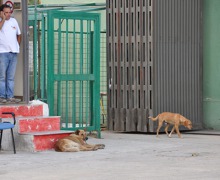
[149,112,192,138]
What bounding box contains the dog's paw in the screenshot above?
[99,144,105,149]
[93,147,99,151]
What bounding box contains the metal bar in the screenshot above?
[22,0,29,103]
[79,20,84,127]
[72,19,76,128]
[11,128,16,154]
[40,13,45,100]
[47,11,55,115]
[34,2,38,99]
[0,130,2,150]
[90,31,94,127]
[57,18,62,124]
[94,15,101,137]
[65,19,69,126]
[85,20,91,127]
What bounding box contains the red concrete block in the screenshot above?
[19,117,60,133]
[33,133,72,151]
[0,104,43,117]
[0,104,75,152]
[16,105,43,117]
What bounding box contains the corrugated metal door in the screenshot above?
[150,0,203,131]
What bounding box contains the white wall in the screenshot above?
[13,9,23,97]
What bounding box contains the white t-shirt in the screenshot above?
[0,17,21,53]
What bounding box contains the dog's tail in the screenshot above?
[148,114,160,121]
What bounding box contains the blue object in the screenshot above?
[0,112,16,154]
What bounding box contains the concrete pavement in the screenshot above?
[0,130,220,180]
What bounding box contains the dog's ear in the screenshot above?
[75,129,80,135]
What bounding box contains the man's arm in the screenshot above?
[17,34,22,45]
[0,11,6,30]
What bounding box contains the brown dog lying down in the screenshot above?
[148,112,192,138]
[55,129,105,152]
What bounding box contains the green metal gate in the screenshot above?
[47,10,101,135]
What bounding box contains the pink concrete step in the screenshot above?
[20,131,74,151]
[18,116,61,133]
[0,104,43,117]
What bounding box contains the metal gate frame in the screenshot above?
[47,10,101,136]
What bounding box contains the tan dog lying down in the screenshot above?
[55,130,105,152]
[148,112,192,138]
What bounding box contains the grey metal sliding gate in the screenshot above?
[107,0,203,132]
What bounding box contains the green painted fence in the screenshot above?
[28,4,106,136]
[47,10,101,135]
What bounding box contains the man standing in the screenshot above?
[0,4,21,103]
